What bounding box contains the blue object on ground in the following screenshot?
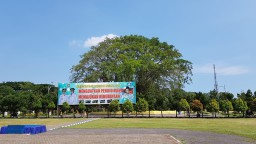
[0,125,47,134]
[0,126,8,134]
[7,125,26,134]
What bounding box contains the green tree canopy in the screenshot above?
[0,95,8,117]
[219,92,234,101]
[143,84,157,117]
[78,102,85,117]
[195,92,210,110]
[208,90,218,100]
[190,99,203,113]
[156,94,169,117]
[122,100,134,117]
[0,82,58,118]
[184,92,196,104]
[219,99,233,117]
[234,98,248,117]
[178,99,190,117]
[135,98,148,114]
[31,95,42,118]
[61,102,70,115]
[109,99,120,116]
[178,99,190,111]
[0,85,14,96]
[170,88,185,110]
[206,99,219,117]
[70,35,192,95]
[251,98,256,112]
[206,99,219,112]
[85,105,93,118]
[220,99,233,112]
[47,101,56,116]
[3,94,22,116]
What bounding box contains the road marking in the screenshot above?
[169,135,181,144]
[48,118,100,131]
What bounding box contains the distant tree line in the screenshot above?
[1,81,256,118]
[0,82,57,118]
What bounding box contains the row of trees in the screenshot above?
[0,82,57,118]
[0,81,256,118]
[109,88,256,118]
[108,98,148,117]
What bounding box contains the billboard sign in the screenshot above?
[58,82,136,105]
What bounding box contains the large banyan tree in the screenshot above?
[70,35,192,95]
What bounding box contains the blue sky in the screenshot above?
[0,1,255,95]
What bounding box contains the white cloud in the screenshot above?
[84,34,118,47]
[69,40,83,48]
[194,64,250,75]
[69,34,118,48]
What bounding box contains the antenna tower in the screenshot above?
[213,64,218,92]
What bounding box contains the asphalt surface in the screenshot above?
[1,128,255,144]
[1,118,256,144]
[45,128,256,144]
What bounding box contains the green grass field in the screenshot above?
[1,118,256,140]
[70,118,256,140]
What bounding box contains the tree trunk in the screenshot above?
[73,108,76,118]
[161,110,163,118]
[35,110,38,118]
[107,107,110,118]
[47,109,50,118]
[83,111,86,118]
[136,111,137,117]
[149,109,151,118]
[175,110,177,118]
[227,110,229,118]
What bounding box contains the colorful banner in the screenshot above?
[58,82,136,105]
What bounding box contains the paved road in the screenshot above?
[0,129,180,144]
[1,128,255,144]
[45,128,256,144]
[1,118,256,144]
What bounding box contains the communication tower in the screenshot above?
[213,64,218,92]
